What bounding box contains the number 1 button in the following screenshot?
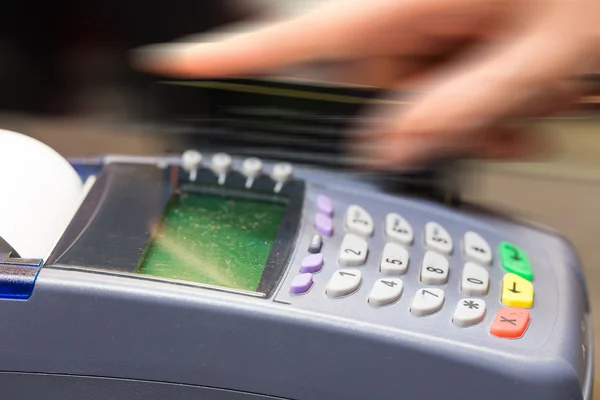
[338,234,368,266]
[368,278,404,307]
[326,269,362,298]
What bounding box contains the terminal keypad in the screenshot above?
[289,194,536,339]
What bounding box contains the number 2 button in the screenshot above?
[338,234,368,266]
[380,243,409,275]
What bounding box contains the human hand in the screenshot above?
[134,0,600,170]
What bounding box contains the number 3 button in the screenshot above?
[368,278,404,306]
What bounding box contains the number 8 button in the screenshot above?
[420,251,449,285]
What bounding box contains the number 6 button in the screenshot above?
[380,243,409,275]
[339,234,368,266]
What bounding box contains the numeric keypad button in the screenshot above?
[385,213,414,245]
[425,222,453,254]
[461,262,490,295]
[420,251,450,285]
[464,231,492,265]
[410,288,445,316]
[368,278,404,306]
[326,269,362,298]
[338,234,368,266]
[453,298,486,327]
[345,205,374,236]
[380,243,409,275]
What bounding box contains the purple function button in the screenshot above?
[300,253,324,273]
[316,195,334,216]
[315,214,333,237]
[290,273,313,295]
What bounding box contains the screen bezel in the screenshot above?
[47,160,305,298]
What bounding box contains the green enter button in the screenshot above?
[499,242,534,281]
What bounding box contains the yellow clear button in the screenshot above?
[501,273,534,308]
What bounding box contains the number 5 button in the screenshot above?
[368,278,404,307]
[326,269,362,298]
[339,234,368,266]
[380,243,409,275]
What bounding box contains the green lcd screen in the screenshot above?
[136,190,287,292]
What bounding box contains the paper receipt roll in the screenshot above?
[0,129,84,259]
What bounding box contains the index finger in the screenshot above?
[133,0,487,77]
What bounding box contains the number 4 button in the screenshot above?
[368,278,404,307]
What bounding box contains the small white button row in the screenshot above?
[338,233,489,295]
[180,150,292,188]
[326,273,486,326]
[343,203,493,265]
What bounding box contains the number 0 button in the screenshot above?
[368,278,404,306]
[339,234,368,266]
[410,288,445,316]
[326,269,362,298]
[461,262,490,295]
[380,242,409,275]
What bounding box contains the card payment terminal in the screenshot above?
[0,79,594,400]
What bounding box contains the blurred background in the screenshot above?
[1,0,600,396]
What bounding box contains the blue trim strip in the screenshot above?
[0,259,43,300]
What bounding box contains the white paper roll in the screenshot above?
[0,129,84,259]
